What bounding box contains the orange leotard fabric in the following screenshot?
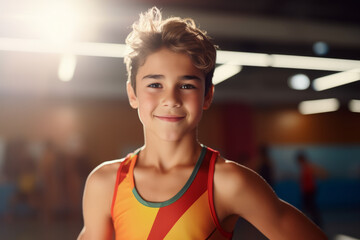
[111,146,233,240]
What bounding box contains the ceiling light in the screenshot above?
[313,68,360,91]
[313,41,329,56]
[299,98,340,115]
[334,234,360,240]
[288,74,310,90]
[216,50,270,67]
[271,54,360,71]
[213,64,242,85]
[349,99,360,113]
[58,54,77,82]
[0,38,127,57]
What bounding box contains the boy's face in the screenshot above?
[127,47,213,142]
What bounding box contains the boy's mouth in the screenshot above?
[154,115,185,122]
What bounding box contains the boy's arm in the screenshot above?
[215,161,328,240]
[78,164,116,240]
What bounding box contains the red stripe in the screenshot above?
[207,150,233,239]
[111,161,123,218]
[118,157,132,184]
[147,150,212,240]
[110,154,133,218]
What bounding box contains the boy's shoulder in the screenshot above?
[80,158,129,223]
[214,155,268,200]
[85,158,127,193]
[215,156,256,183]
[213,155,276,219]
[89,158,126,179]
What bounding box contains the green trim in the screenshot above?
[134,149,141,156]
[132,146,207,208]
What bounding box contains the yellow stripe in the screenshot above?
[164,191,215,239]
[113,177,159,239]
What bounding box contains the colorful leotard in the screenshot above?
[111,146,233,240]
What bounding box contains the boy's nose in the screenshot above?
[162,89,181,107]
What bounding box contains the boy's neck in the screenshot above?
[138,135,202,171]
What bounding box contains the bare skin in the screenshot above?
[78,48,327,240]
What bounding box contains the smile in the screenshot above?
[155,115,185,122]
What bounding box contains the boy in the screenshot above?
[78,7,327,240]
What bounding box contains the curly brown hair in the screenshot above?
[124,7,217,95]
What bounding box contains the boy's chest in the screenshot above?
[133,167,193,202]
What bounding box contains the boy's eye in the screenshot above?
[181,84,196,89]
[148,83,162,88]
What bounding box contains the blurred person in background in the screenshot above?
[296,150,328,227]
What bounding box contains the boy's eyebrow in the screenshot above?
[142,74,164,80]
[142,74,202,81]
[181,75,202,81]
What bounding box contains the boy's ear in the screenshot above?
[126,81,138,109]
[203,85,214,110]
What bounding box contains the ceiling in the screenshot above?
[0,0,359,108]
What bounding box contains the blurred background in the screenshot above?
[0,0,359,239]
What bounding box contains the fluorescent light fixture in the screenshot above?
[0,38,127,58]
[213,64,242,85]
[216,50,270,67]
[313,68,360,91]
[299,98,340,115]
[71,42,127,58]
[288,74,310,90]
[271,54,360,71]
[334,234,360,240]
[58,54,77,82]
[349,99,360,113]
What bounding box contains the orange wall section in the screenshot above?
[254,108,360,144]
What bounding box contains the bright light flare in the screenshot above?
[213,64,242,85]
[1,0,100,44]
[33,2,83,44]
[299,98,340,115]
[313,68,360,91]
[349,99,360,113]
